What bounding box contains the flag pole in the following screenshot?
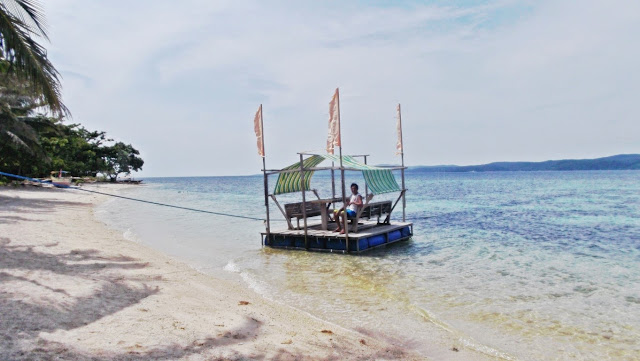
[260,104,271,244]
[398,103,406,222]
[337,88,349,251]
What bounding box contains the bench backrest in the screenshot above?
[360,200,392,219]
[284,202,323,219]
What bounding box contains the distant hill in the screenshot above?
[409,154,640,173]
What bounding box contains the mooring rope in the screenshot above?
[0,171,266,222]
[73,187,266,221]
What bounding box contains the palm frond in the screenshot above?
[3,129,31,150]
[0,0,68,116]
[1,0,47,39]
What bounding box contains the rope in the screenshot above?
[0,171,266,222]
[73,187,265,221]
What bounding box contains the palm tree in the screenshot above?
[0,70,58,152]
[0,0,67,116]
[0,0,68,169]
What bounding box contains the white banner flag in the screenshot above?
[395,103,403,155]
[326,88,341,154]
[253,105,265,157]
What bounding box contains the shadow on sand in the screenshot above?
[0,236,265,360]
[0,237,410,360]
[0,188,91,223]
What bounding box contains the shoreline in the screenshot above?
[0,185,430,360]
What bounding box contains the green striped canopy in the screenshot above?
[273,155,325,195]
[273,154,401,195]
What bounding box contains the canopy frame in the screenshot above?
[272,154,403,196]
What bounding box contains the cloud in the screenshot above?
[44,0,640,176]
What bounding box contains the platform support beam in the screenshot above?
[299,154,308,248]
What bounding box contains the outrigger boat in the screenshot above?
[50,170,72,187]
[253,89,413,254]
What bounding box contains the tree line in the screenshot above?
[0,0,143,182]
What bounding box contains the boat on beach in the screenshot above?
[253,90,412,254]
[50,170,72,187]
[119,176,143,184]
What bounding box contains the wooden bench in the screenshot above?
[348,197,393,233]
[359,201,392,222]
[284,201,324,229]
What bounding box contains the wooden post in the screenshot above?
[260,105,271,245]
[331,162,336,212]
[401,153,406,222]
[263,158,270,245]
[398,103,406,222]
[299,153,308,248]
[270,194,293,230]
[336,89,349,251]
[340,155,348,250]
[363,155,369,200]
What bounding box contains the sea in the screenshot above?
[95,170,640,360]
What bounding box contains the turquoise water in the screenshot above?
[96,171,640,360]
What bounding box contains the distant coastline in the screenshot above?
[409,154,640,173]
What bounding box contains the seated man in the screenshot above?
[334,183,363,234]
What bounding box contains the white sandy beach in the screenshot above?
[0,185,438,360]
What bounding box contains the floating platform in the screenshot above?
[262,220,413,254]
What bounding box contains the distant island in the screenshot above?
[409,154,640,172]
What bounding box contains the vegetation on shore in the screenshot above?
[0,0,143,181]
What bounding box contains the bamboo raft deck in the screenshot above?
[262,220,413,254]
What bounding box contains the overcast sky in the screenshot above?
[44,0,639,176]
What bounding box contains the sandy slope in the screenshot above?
[0,185,429,360]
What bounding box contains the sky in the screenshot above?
[43,0,640,176]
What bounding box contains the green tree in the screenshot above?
[102,142,144,181]
[0,110,60,176]
[1,118,145,180]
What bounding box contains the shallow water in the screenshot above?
[96,171,640,360]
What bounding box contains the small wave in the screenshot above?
[239,271,270,298]
[227,260,358,338]
[123,228,139,242]
[223,260,240,273]
[458,337,519,361]
[409,305,520,361]
[224,260,272,298]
